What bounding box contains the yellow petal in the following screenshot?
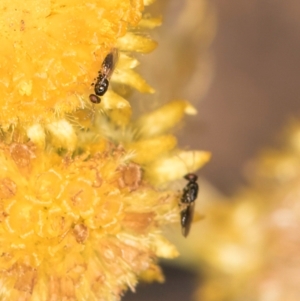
[143,0,157,6]
[118,53,140,69]
[126,135,177,164]
[113,68,155,93]
[152,235,179,258]
[117,32,158,53]
[46,119,77,151]
[27,124,46,149]
[139,265,165,283]
[138,16,163,28]
[101,91,132,126]
[146,150,211,184]
[135,100,197,138]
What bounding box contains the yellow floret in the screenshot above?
[0,141,179,300]
[0,0,153,129]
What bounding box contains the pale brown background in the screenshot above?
[124,0,300,300]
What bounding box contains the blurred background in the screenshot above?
[125,0,300,300]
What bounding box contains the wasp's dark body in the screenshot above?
[180,173,198,237]
[89,48,119,104]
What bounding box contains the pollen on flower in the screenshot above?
[73,224,89,244]
[0,178,17,199]
[118,162,142,191]
[0,139,180,300]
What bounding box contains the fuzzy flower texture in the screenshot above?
[0,1,210,300]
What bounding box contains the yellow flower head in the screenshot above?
[0,100,210,300]
[0,142,175,300]
[0,1,212,300]
[0,0,156,129]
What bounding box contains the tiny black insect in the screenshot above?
[180,173,198,237]
[89,48,119,104]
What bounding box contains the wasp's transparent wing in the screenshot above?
[181,202,195,237]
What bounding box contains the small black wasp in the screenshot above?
[180,173,199,237]
[89,48,119,104]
